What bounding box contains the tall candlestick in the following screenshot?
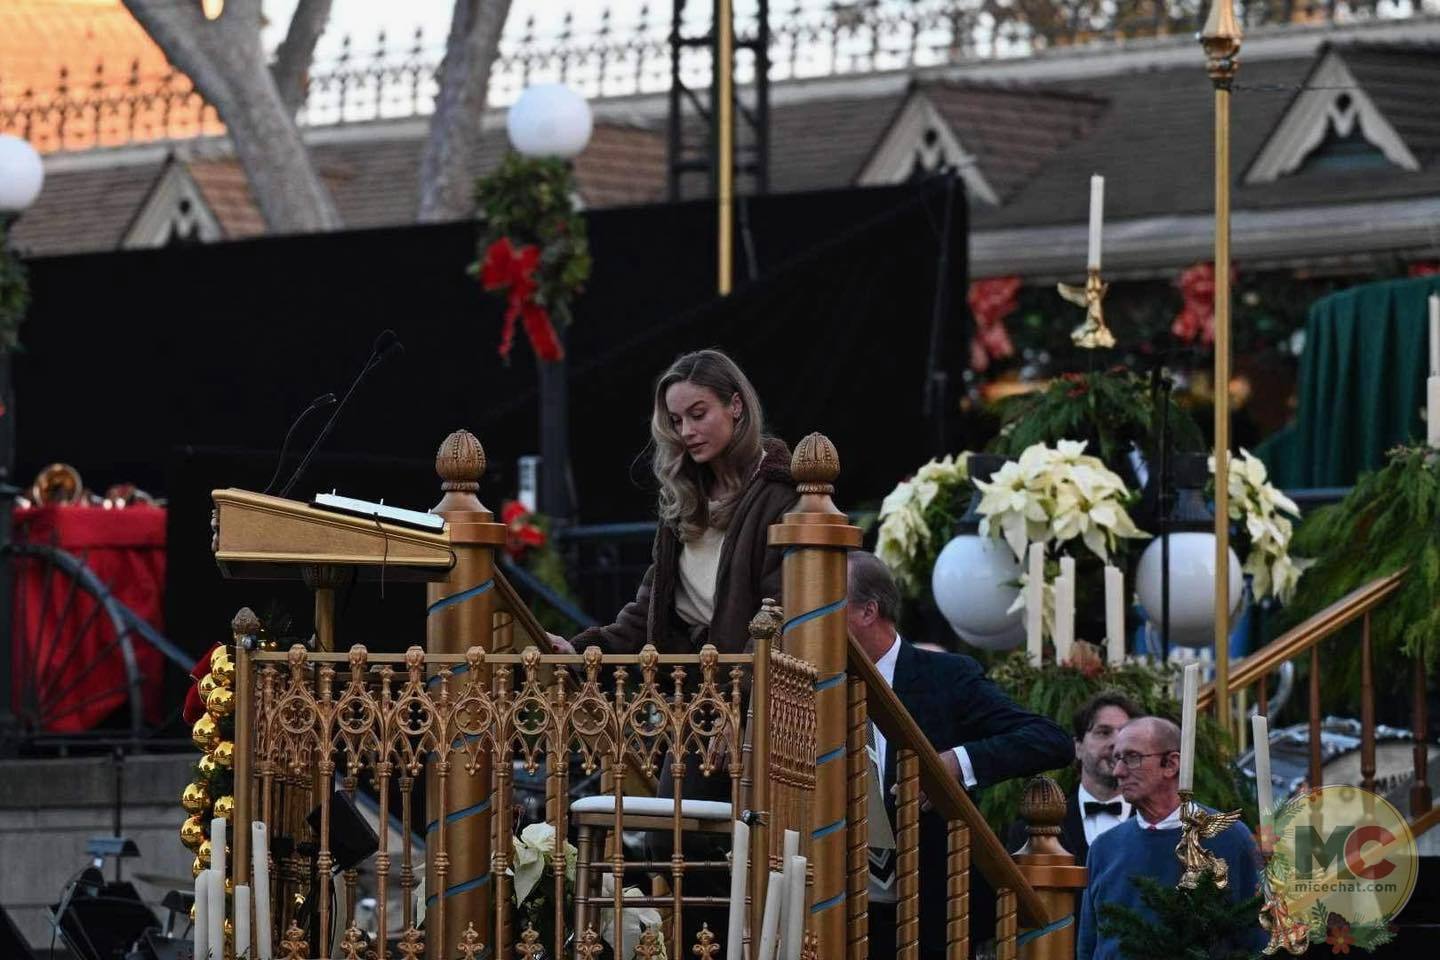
[193,871,209,960]
[1252,714,1273,828]
[726,819,750,960]
[252,821,272,960]
[1429,293,1439,377]
[1179,663,1199,792]
[782,854,808,960]
[1026,543,1044,665]
[234,884,251,960]
[1104,564,1125,665]
[1055,556,1076,661]
[1087,174,1105,270]
[756,871,785,960]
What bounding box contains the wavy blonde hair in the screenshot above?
[651,349,766,542]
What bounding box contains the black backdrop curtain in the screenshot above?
[17,177,968,656]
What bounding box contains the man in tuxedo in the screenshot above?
[847,552,1073,959]
[1007,692,1140,865]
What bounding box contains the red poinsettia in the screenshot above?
[481,238,564,364]
[501,500,547,560]
[1409,261,1440,277]
[1172,262,1241,347]
[1325,920,1354,954]
[182,643,222,724]
[966,277,1020,372]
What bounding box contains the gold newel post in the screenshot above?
[1203,0,1241,740]
[768,434,862,957]
[424,430,508,960]
[232,607,261,893]
[1011,778,1087,960]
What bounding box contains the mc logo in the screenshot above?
[1294,823,1397,881]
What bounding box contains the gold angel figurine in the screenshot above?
[1058,272,1115,349]
[1176,801,1243,889]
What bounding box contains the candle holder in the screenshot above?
[1256,839,1311,955]
[1174,789,1243,890]
[1058,267,1114,349]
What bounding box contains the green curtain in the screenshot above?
[1256,276,1440,487]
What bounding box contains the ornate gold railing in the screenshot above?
[1198,570,1435,836]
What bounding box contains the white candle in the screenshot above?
[1055,556,1076,661]
[1252,714,1273,828]
[206,867,223,960]
[777,830,799,953]
[209,819,225,960]
[1104,564,1125,665]
[782,855,808,960]
[1087,174,1105,270]
[1429,377,1440,448]
[1179,663,1199,792]
[756,871,785,960]
[1429,294,1439,377]
[1026,544,1044,666]
[725,819,750,960]
[252,821,272,960]
[234,884,251,960]
[193,870,209,960]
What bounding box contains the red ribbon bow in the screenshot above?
[1172,261,1235,347]
[182,642,222,724]
[501,499,547,559]
[966,277,1020,372]
[481,238,564,363]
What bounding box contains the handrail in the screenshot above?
[493,566,554,650]
[846,635,1051,929]
[1197,570,1405,711]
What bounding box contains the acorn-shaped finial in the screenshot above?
[791,433,839,495]
[436,430,486,493]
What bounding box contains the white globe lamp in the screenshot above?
[1135,532,1242,648]
[507,84,594,159]
[931,534,1025,651]
[0,134,44,214]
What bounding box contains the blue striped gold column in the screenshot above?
[425,430,508,960]
[769,434,861,958]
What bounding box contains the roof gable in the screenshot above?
[1245,46,1420,184]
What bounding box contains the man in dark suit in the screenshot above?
[847,552,1073,959]
[1007,691,1141,866]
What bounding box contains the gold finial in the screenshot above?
[635,926,663,959]
[457,922,486,960]
[339,924,367,960]
[278,920,308,960]
[748,599,784,647]
[396,926,426,960]
[348,643,368,671]
[230,606,261,641]
[800,930,820,960]
[1200,0,1242,85]
[1016,775,1071,857]
[516,925,543,958]
[791,432,840,494]
[693,923,719,959]
[436,429,486,491]
[576,926,604,960]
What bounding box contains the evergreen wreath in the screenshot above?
[472,154,592,363]
[1098,871,1264,960]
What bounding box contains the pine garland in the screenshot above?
[1098,872,1264,960]
[1277,445,1440,708]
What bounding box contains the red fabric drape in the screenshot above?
[11,505,167,732]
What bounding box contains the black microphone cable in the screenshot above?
[262,392,338,495]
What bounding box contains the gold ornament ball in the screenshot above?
[192,714,219,752]
[210,650,235,688]
[197,754,218,777]
[205,685,234,718]
[197,674,217,700]
[180,815,206,851]
[212,740,234,768]
[196,839,212,867]
[212,794,234,822]
[188,902,196,921]
[180,781,210,815]
[191,857,204,879]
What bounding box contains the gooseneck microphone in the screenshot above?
[262,392,338,495]
[277,330,405,500]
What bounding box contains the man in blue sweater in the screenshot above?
[1076,716,1266,959]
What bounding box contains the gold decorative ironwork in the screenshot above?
[515,925,543,959]
[1058,268,1114,349]
[1176,792,1244,890]
[278,920,308,960]
[395,926,425,960]
[457,921,487,960]
[636,925,663,960]
[576,925,604,960]
[339,923,367,960]
[693,923,719,959]
[800,930,820,960]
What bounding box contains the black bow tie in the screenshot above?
[1084,800,1125,817]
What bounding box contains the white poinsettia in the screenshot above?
[1210,448,1311,604]
[597,873,667,960]
[975,440,1148,565]
[875,453,970,592]
[509,821,578,906]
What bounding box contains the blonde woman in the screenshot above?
[550,348,796,655]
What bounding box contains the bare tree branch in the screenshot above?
[122,0,341,232]
[417,0,514,223]
[271,0,335,116]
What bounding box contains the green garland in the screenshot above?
[0,222,28,351]
[1098,871,1264,960]
[1278,445,1440,709]
[981,652,1249,837]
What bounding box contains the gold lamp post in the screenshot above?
[1202,0,1241,739]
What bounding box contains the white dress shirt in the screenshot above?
[1076,783,1131,846]
[871,633,977,789]
[1134,801,1183,831]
